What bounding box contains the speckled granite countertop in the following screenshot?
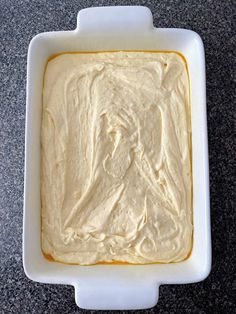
[0,0,235,313]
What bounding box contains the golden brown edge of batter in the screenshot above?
[40,50,193,266]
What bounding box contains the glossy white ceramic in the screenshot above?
[23,6,211,310]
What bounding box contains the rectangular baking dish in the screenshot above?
[23,6,211,310]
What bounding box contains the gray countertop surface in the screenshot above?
[0,0,235,313]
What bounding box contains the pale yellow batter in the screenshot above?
[41,51,192,265]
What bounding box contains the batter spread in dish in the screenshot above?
[41,51,192,265]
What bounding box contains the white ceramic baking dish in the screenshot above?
[23,6,211,310]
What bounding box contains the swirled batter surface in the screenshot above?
[41,51,192,265]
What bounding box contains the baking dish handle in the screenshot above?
[74,280,159,310]
[76,6,154,34]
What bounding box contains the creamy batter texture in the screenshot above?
[41,51,192,265]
